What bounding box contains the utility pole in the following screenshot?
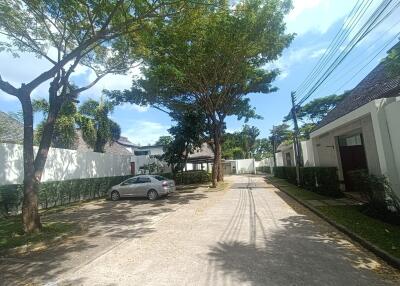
[291,91,302,186]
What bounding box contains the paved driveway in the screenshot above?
[1,175,399,285]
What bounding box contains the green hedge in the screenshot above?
[256,166,272,174]
[0,175,131,217]
[273,166,341,197]
[158,170,211,185]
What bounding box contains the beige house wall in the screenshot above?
[312,115,380,182]
[310,97,400,197]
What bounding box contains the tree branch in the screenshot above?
[0,75,19,96]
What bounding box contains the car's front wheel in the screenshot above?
[147,189,159,201]
[111,190,120,201]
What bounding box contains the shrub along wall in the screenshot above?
[0,175,131,217]
[273,166,341,197]
[256,166,272,174]
[159,170,211,185]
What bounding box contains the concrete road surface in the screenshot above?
[1,175,399,285]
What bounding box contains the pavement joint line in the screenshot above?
[266,177,400,271]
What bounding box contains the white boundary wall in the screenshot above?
[236,159,256,174]
[0,143,133,185]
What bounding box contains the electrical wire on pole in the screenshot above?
[296,0,400,106]
[296,0,373,97]
[290,91,302,186]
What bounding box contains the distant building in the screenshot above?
[116,136,164,156]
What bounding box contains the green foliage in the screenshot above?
[78,99,120,153]
[273,166,341,197]
[256,166,271,174]
[222,124,265,160]
[108,0,294,186]
[160,170,211,185]
[318,205,400,259]
[384,42,400,77]
[0,217,76,251]
[269,123,293,146]
[0,175,131,217]
[33,99,78,149]
[253,138,273,160]
[284,94,347,124]
[162,110,207,174]
[348,170,400,222]
[155,136,173,146]
[117,0,294,113]
[279,93,347,141]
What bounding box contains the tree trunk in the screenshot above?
[211,122,223,187]
[216,140,223,182]
[20,93,42,233]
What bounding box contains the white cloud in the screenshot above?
[268,44,327,79]
[286,0,356,35]
[287,0,321,21]
[117,103,150,113]
[122,120,170,145]
[310,48,327,58]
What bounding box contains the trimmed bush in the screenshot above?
[158,170,211,185]
[348,170,400,224]
[256,166,272,174]
[273,167,286,179]
[0,175,131,217]
[273,166,341,197]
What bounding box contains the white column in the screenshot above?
[370,98,400,197]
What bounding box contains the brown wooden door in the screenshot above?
[339,145,368,191]
[130,162,136,175]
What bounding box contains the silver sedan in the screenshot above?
[108,175,176,201]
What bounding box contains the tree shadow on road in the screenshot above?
[205,189,398,286]
[0,190,208,285]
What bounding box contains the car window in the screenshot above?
[137,177,151,183]
[121,177,138,185]
[154,175,166,181]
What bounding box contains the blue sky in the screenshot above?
[0,0,399,145]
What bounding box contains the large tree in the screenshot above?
[156,136,173,146]
[222,125,261,160]
[253,138,272,160]
[0,0,186,232]
[269,123,292,166]
[109,0,293,187]
[284,94,347,124]
[162,110,206,177]
[33,98,78,149]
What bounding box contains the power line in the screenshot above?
[332,32,400,95]
[295,0,373,98]
[297,0,400,106]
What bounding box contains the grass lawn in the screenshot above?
[267,176,400,260]
[268,176,332,200]
[317,205,400,259]
[0,216,77,252]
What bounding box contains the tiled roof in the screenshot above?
[75,130,132,155]
[315,61,400,131]
[187,143,214,159]
[0,111,24,143]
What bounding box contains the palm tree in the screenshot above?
[78,98,121,153]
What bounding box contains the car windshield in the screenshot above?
[154,175,167,181]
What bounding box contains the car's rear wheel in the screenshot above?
[111,190,120,201]
[147,189,159,201]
